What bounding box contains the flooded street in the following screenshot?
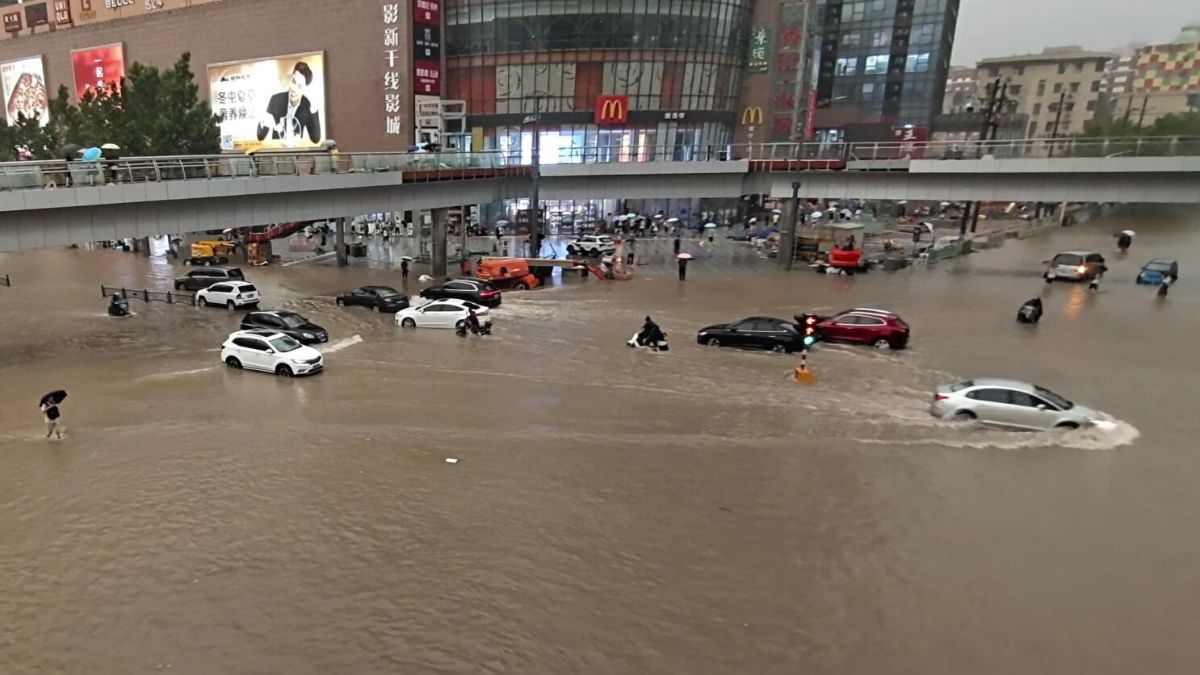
[2,207,1199,674]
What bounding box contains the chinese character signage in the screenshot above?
[748,27,771,73]
[71,44,126,101]
[382,2,404,135]
[891,126,929,159]
[53,0,72,25]
[412,0,441,97]
[207,52,327,152]
[3,12,22,33]
[595,95,628,124]
[1,56,50,126]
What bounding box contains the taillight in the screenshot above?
[481,290,500,297]
[934,393,948,401]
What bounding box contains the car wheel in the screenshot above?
[373,304,381,312]
[953,411,977,422]
[401,318,416,328]
[275,365,293,378]
[1055,422,1080,430]
[225,357,242,369]
[197,297,208,307]
[218,257,228,265]
[336,298,344,306]
[515,282,528,291]
[201,259,210,266]
[183,259,192,266]
[706,337,720,347]
[873,338,893,350]
[771,343,787,353]
[174,282,184,290]
[226,301,236,310]
[566,246,577,255]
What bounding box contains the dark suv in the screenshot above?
[419,278,503,307]
[240,310,329,344]
[175,267,246,291]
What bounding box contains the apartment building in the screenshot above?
[977,46,1112,138]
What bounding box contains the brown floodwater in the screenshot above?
[1,208,1198,674]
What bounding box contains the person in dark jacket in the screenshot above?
[256,62,322,145]
[677,258,689,281]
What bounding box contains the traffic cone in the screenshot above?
[794,350,816,384]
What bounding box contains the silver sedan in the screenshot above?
[930,378,1113,431]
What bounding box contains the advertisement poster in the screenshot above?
[208,51,326,152]
[747,27,770,73]
[24,3,50,29]
[1,56,50,126]
[71,44,126,101]
[412,0,441,96]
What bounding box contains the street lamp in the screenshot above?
[522,92,549,256]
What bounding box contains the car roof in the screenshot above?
[1057,250,1099,256]
[963,378,1036,392]
[427,298,473,307]
[222,280,255,286]
[846,307,898,317]
[362,285,397,291]
[740,316,790,323]
[230,329,285,340]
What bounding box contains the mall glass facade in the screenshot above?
[813,0,959,141]
[445,0,754,162]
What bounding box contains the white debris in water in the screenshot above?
[444,457,459,464]
[323,335,363,353]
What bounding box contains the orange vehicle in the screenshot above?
[474,258,542,290]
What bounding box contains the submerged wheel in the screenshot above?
[706,337,720,347]
[225,357,242,369]
[275,365,293,378]
[771,344,786,353]
[401,318,416,328]
[953,411,976,422]
[226,300,236,310]
[873,338,893,350]
[515,282,529,291]
[1055,422,1080,430]
[197,297,208,307]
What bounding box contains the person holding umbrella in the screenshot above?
[39,390,66,439]
[677,253,693,281]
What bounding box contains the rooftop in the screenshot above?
[979,47,1114,67]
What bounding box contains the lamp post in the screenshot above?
[523,92,549,257]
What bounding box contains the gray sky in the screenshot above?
[952,0,1198,65]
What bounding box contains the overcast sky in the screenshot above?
[952,0,1198,65]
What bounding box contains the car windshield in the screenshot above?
[1146,261,1174,272]
[1052,254,1083,266]
[480,282,498,291]
[281,315,307,328]
[239,284,258,293]
[950,380,973,392]
[1034,386,1073,410]
[269,336,303,353]
[375,288,400,298]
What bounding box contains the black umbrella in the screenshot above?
[39,390,67,406]
[59,144,83,161]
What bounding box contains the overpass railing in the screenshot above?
[845,136,1200,161]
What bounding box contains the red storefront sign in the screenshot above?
[71,44,126,101]
[595,95,628,124]
[414,61,440,96]
[411,0,441,96]
[414,0,440,25]
[891,125,929,159]
[53,0,72,25]
[804,90,817,142]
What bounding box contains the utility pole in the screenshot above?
[962,78,1006,235]
[1047,90,1067,158]
[1136,93,1150,129]
[780,181,801,270]
[1122,92,1134,127]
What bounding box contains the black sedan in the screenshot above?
[419,278,502,307]
[335,286,409,313]
[696,316,805,353]
[240,310,329,344]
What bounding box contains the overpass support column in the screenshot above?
[431,207,449,278]
[778,181,800,270]
[336,216,348,267]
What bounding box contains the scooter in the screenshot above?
[456,320,492,337]
[107,294,130,317]
[1016,298,1043,324]
[627,330,670,352]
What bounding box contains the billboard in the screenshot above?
[208,51,326,152]
[71,44,126,101]
[595,95,628,124]
[1,56,49,126]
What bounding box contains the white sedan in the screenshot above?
[395,298,492,329]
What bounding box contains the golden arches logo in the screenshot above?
[741,107,764,126]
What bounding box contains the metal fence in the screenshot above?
[1,136,1197,193]
[101,285,195,306]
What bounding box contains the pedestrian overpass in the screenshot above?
[1,137,1198,253]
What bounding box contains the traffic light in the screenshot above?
[801,314,819,348]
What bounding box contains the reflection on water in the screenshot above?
[1,206,1199,674]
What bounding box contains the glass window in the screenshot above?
[842,32,863,47]
[904,52,930,73]
[1053,82,1063,93]
[871,29,892,47]
[1069,82,1080,93]
[1057,64,1067,74]
[910,24,935,44]
[968,389,1010,404]
[1034,386,1073,409]
[1090,80,1101,92]
[865,55,890,75]
[836,57,858,76]
[1036,81,1045,96]
[1086,99,1097,111]
[1032,103,1041,115]
[269,336,302,353]
[210,284,230,293]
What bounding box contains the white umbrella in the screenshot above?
[749,217,758,224]
[677,253,694,260]
[400,255,415,261]
[495,219,510,226]
[771,208,783,214]
[1122,229,1136,236]
[666,217,680,223]
[704,222,718,229]
[222,228,234,234]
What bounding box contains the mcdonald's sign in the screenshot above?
[595,95,628,124]
[741,106,764,126]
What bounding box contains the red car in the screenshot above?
[807,307,910,350]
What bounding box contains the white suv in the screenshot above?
[220,330,323,377]
[566,235,616,257]
[196,281,260,310]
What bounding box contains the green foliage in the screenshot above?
[0,52,219,161]
[1083,109,1200,138]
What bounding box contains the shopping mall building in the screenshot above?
[0,0,960,231]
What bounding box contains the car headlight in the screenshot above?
[698,331,708,337]
[302,332,315,339]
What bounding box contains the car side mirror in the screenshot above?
[1036,404,1048,410]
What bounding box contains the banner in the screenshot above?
[747,27,771,73]
[1,56,49,126]
[71,44,125,101]
[208,51,326,152]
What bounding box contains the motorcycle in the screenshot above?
[1016,298,1043,324]
[627,330,670,352]
[456,320,492,337]
[107,295,130,318]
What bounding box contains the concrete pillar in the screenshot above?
[431,207,449,278]
[133,236,150,255]
[336,216,348,267]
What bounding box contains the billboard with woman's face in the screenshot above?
[208,51,326,152]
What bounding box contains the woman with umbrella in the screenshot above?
[39,390,66,439]
[677,252,693,281]
[1115,230,1135,254]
